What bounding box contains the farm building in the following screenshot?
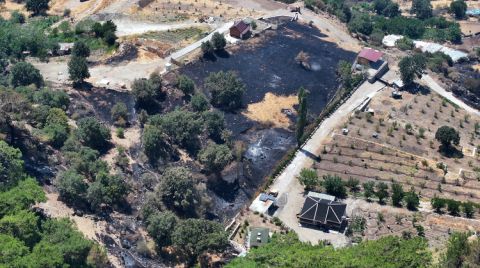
[356,48,389,83]
[230,20,251,39]
[297,193,347,230]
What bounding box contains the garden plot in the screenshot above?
[346,197,480,249]
[130,0,260,23]
[315,88,480,205]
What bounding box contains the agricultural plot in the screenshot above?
[132,0,259,23]
[315,88,480,205]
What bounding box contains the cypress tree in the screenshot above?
[296,87,308,147]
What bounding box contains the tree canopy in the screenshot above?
[435,125,460,148]
[205,71,245,111]
[227,233,431,267]
[156,167,198,214]
[450,0,467,19]
[198,143,233,173]
[399,54,426,86]
[10,62,44,88]
[75,117,111,152]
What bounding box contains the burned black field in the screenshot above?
[182,18,356,115]
[180,18,356,218]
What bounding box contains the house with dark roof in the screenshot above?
[297,194,347,230]
[230,20,251,39]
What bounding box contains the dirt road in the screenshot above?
[271,81,386,246]
[421,75,480,116]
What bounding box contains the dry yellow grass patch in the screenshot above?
[0,0,27,19]
[472,64,480,72]
[243,92,298,129]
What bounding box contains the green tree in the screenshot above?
[431,197,446,213]
[375,182,389,204]
[55,169,87,204]
[86,172,129,209]
[76,117,111,151]
[348,13,373,35]
[404,187,419,210]
[131,73,162,109]
[142,126,170,163]
[0,210,41,247]
[296,87,308,146]
[68,56,90,85]
[211,32,227,50]
[10,11,25,24]
[0,234,29,265]
[411,0,433,19]
[150,109,202,151]
[10,62,43,88]
[110,102,128,126]
[205,71,245,111]
[447,200,461,216]
[146,211,177,248]
[399,54,426,86]
[65,146,108,179]
[435,125,460,149]
[191,93,209,112]
[198,143,233,173]
[32,89,70,110]
[323,174,347,199]
[345,177,360,192]
[297,168,319,191]
[363,181,375,200]
[201,41,214,56]
[177,74,195,96]
[0,178,46,217]
[71,41,90,58]
[463,202,475,218]
[440,232,470,268]
[227,232,431,267]
[450,0,467,20]
[171,218,228,262]
[39,218,93,266]
[202,111,225,141]
[43,108,70,148]
[156,167,197,214]
[26,0,50,16]
[391,183,404,207]
[0,141,25,190]
[395,37,414,51]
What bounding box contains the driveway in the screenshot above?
[271,81,386,246]
[421,75,480,116]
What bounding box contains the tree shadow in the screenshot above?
[214,49,230,59]
[403,83,430,95]
[438,144,464,158]
[201,53,217,62]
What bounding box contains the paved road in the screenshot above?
[421,75,480,116]
[271,81,386,246]
[168,22,234,62]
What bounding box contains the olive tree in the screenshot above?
[10,62,43,88]
[198,143,233,173]
[205,71,245,111]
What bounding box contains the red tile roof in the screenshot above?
[358,48,383,62]
[231,20,250,34]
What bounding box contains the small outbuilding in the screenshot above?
[230,20,251,39]
[356,47,389,83]
[58,42,74,55]
[357,48,384,66]
[297,194,347,230]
